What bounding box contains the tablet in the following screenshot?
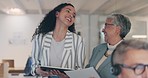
[40,66,73,73]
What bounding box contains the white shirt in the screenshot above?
[50,37,65,67]
[106,40,123,56]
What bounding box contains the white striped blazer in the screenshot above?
[31,31,85,75]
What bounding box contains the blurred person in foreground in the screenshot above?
[111,39,148,78]
[85,13,131,78]
[31,3,85,78]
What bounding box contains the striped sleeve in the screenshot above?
[31,34,43,75]
[73,34,85,68]
[78,36,85,68]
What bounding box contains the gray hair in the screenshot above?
[107,14,131,39]
[111,39,148,65]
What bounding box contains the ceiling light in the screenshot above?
[5,8,25,15]
[132,35,147,38]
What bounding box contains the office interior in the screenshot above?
[0,0,148,77]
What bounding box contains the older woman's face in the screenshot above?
[118,49,148,78]
[56,5,76,27]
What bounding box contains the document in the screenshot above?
[65,67,100,78]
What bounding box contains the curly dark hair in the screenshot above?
[32,3,76,38]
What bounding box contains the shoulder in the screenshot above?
[92,43,108,54]
[32,32,53,43]
[73,33,82,39]
[32,34,43,41]
[68,31,83,41]
[94,43,107,49]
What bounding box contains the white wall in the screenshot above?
[89,15,100,58]
[75,15,90,63]
[0,14,44,67]
[130,16,148,42]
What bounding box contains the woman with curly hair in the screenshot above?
[31,3,85,78]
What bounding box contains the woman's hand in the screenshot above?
[35,68,69,78]
[51,70,69,78]
[35,67,52,77]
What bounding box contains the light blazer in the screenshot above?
[31,31,85,75]
[85,43,116,78]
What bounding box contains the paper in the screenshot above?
[65,67,100,78]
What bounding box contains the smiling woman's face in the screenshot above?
[56,5,76,27]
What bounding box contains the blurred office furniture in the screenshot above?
[0,62,9,78]
[2,59,24,75]
[2,59,14,68]
[9,67,24,74]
